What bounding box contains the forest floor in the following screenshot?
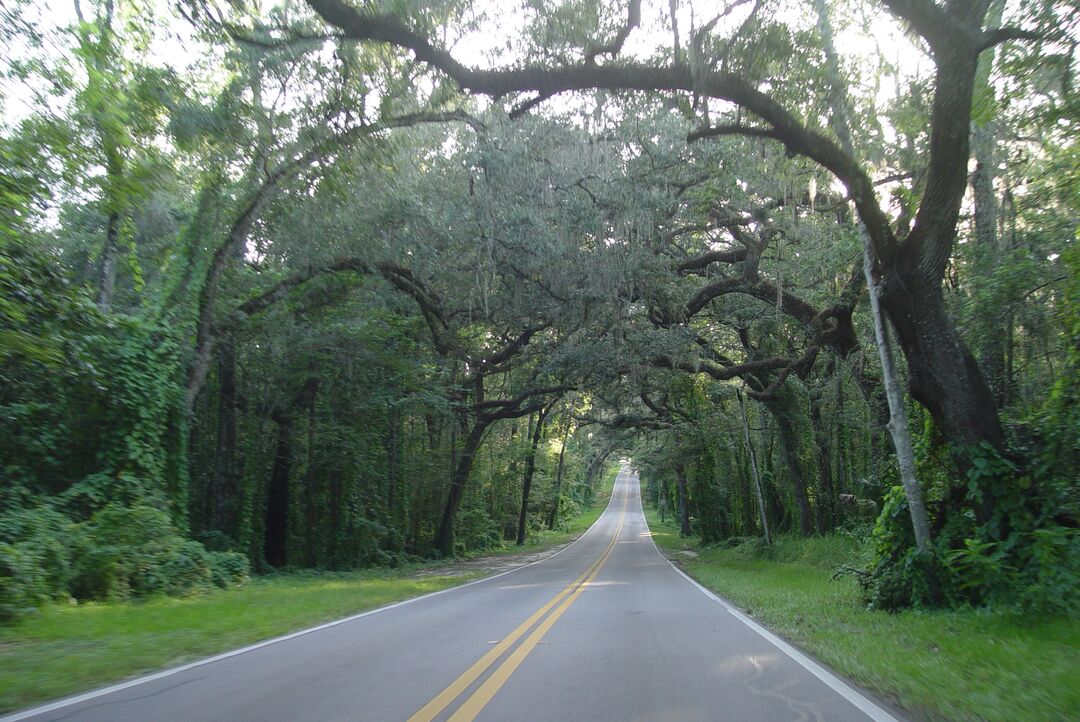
[0,471,619,714]
[644,507,1080,722]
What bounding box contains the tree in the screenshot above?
[304,0,1042,471]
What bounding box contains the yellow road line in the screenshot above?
[407,488,627,722]
[446,497,628,722]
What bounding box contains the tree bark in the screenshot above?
[546,415,571,529]
[516,407,547,545]
[582,447,612,503]
[386,406,404,535]
[96,212,120,312]
[434,419,490,556]
[264,415,293,569]
[865,244,933,552]
[675,462,691,538]
[739,391,771,546]
[880,276,1006,458]
[765,399,814,537]
[809,393,837,533]
[263,378,320,568]
[212,334,238,535]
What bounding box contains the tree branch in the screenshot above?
[585,0,641,64]
[687,123,780,143]
[306,0,899,264]
[976,27,1043,53]
[676,247,748,274]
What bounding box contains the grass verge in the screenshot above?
[643,505,1080,722]
[0,466,620,714]
[0,570,476,713]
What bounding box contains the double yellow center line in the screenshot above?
[408,489,628,722]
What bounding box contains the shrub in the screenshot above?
[71,504,224,600]
[208,551,250,589]
[455,507,501,553]
[0,542,38,622]
[160,541,213,596]
[0,506,78,601]
[862,443,1080,614]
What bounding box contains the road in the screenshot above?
[7,468,900,722]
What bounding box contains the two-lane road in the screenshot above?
[7,468,901,721]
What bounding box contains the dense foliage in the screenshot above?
[1,0,1076,620]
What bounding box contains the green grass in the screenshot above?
[643,506,1080,721]
[0,570,476,713]
[0,468,620,714]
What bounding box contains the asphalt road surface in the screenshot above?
[7,467,901,722]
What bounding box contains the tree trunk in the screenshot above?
[546,415,571,529]
[434,419,490,556]
[96,212,120,312]
[865,244,933,552]
[582,448,611,505]
[739,390,771,545]
[212,335,238,535]
[970,2,1007,408]
[809,393,836,533]
[303,390,318,567]
[387,406,404,536]
[834,371,847,496]
[763,397,814,537]
[813,0,1004,479]
[264,414,293,568]
[263,378,320,568]
[675,463,691,537]
[881,275,1006,460]
[516,408,547,545]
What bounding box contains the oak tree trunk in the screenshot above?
[212,335,238,535]
[675,463,691,537]
[516,408,547,545]
[546,417,570,529]
[434,420,489,556]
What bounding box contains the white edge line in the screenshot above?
[1,473,625,722]
[634,479,901,722]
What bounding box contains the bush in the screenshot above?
[0,506,77,601]
[862,443,1080,614]
[0,542,39,622]
[72,504,224,600]
[208,551,250,589]
[455,507,502,553]
[160,541,213,596]
[0,497,257,623]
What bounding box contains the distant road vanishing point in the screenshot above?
[6,467,901,722]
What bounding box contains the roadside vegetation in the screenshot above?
[0,464,616,714]
[645,506,1080,722]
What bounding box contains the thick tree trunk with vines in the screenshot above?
[739,390,772,545]
[212,334,238,536]
[881,271,1006,458]
[755,385,814,537]
[866,246,933,551]
[264,415,293,569]
[809,394,836,533]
